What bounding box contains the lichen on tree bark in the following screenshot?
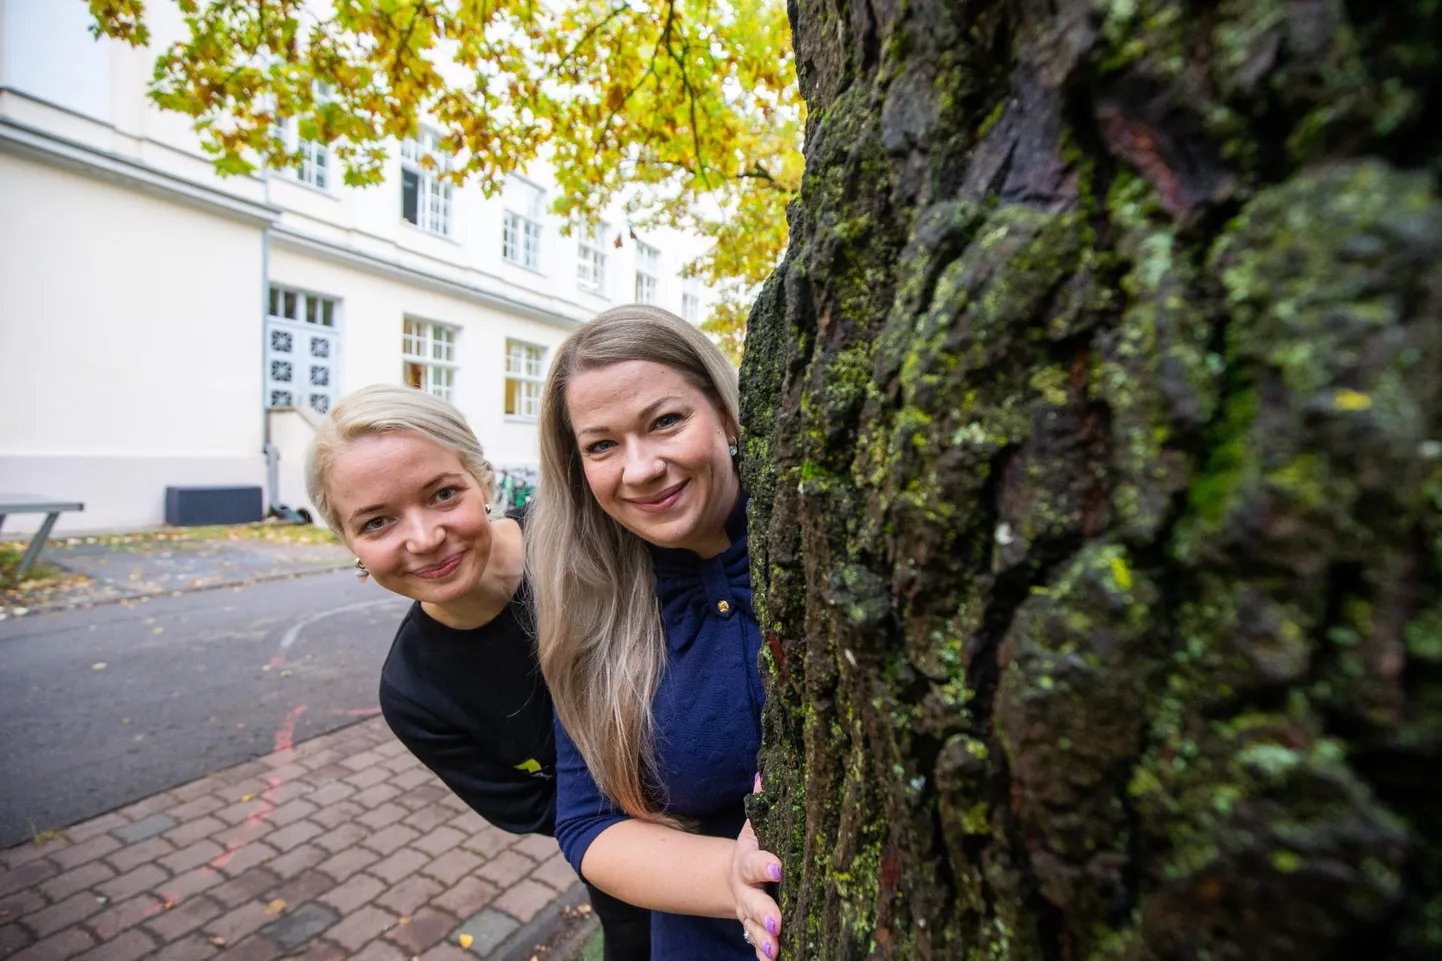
[739,0,1442,958]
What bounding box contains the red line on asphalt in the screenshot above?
[274,705,308,753]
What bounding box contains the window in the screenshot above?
[502,177,544,270]
[268,285,336,327]
[267,285,339,413]
[505,340,545,420]
[682,291,700,324]
[400,130,454,236]
[635,241,660,304]
[271,83,332,189]
[402,318,457,400]
[577,221,607,293]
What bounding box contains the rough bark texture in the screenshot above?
[738,1,1442,958]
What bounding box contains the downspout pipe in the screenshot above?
[259,171,304,523]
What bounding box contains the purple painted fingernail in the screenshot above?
[766,916,778,936]
[766,941,776,959]
[768,864,782,882]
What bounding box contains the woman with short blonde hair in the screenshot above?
[530,305,782,961]
[306,383,651,961]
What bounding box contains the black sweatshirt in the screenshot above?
[377,516,557,836]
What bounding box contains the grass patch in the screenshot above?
[0,544,63,591]
[580,930,604,961]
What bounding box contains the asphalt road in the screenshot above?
[0,571,409,848]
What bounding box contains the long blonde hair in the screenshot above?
[305,384,498,535]
[529,305,740,822]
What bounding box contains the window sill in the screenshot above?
[504,415,540,424]
[502,258,548,277]
[275,175,340,200]
[400,221,461,245]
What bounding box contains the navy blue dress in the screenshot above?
[554,495,764,961]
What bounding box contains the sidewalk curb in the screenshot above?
[2,561,352,616]
[493,881,597,961]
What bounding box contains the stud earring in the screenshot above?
[354,559,369,582]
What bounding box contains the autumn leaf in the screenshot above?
[265,899,286,915]
[87,0,803,350]
[458,933,474,949]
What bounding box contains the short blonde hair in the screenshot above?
[305,384,497,534]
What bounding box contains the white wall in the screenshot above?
[0,152,266,533]
[1,0,112,122]
[267,245,573,469]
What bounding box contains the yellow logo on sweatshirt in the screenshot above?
[514,758,542,775]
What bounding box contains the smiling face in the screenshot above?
[326,431,494,605]
[566,359,739,557]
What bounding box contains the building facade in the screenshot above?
[0,0,714,534]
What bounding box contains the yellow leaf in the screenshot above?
[241,793,255,802]
[265,899,286,915]
[1334,389,1372,411]
[209,937,228,947]
[458,934,474,949]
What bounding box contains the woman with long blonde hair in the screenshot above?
[529,305,782,961]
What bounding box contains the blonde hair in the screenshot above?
[529,305,740,822]
[305,384,498,535]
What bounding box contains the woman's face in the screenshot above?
[327,431,493,604]
[566,359,739,557]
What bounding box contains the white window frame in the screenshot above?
[634,241,660,304]
[681,289,700,325]
[268,284,337,329]
[402,317,458,400]
[270,83,332,190]
[502,176,544,270]
[504,339,545,421]
[577,221,607,294]
[400,129,454,236]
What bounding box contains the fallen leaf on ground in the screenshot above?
[265,899,286,915]
[92,663,107,671]
[396,916,411,925]
[241,793,255,802]
[209,937,227,947]
[458,934,473,949]
[153,627,164,634]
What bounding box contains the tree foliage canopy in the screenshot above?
[88,0,804,355]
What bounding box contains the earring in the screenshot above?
[354,559,369,582]
[728,439,739,458]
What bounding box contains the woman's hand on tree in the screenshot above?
[733,776,783,960]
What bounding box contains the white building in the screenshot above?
[0,0,714,534]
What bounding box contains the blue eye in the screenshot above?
[585,439,617,455]
[434,486,461,503]
[654,413,682,430]
[360,517,386,533]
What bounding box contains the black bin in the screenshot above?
[164,486,264,526]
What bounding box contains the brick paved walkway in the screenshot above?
[0,718,593,961]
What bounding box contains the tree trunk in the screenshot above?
[738,1,1442,958]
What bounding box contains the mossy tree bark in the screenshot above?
[738,1,1442,958]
